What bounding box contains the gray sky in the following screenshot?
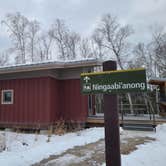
[0,0,166,50]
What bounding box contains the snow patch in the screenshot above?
[0,127,104,166]
[103,124,166,166]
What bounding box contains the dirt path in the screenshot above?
[33,134,155,166]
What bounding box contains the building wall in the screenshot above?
[0,77,53,127]
[0,77,88,127]
[49,77,61,122]
[59,79,88,122]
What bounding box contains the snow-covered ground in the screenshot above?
[121,124,166,166]
[103,124,166,166]
[0,128,104,166]
[0,124,166,166]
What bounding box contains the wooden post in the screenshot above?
[103,61,121,166]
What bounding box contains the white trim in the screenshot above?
[1,89,14,105]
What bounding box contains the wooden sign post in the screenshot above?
[103,61,121,166]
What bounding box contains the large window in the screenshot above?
[1,90,14,104]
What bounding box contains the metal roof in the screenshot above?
[0,59,103,75]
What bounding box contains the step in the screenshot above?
[122,123,156,131]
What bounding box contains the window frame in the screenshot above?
[1,89,14,105]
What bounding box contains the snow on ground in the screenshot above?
[0,128,104,166]
[121,124,166,166]
[102,124,166,166]
[0,124,166,166]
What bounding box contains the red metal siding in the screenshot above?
[0,77,88,127]
[49,78,61,122]
[49,78,88,123]
[0,77,53,127]
[59,79,88,122]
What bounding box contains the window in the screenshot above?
[1,90,14,104]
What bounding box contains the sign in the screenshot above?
[81,68,147,94]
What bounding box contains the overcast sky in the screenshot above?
[0,0,166,51]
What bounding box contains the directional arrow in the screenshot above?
[84,76,90,83]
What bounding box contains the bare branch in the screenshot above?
[93,14,133,69]
[2,12,29,64]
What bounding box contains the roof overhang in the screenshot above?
[0,59,103,75]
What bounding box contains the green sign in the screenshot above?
[81,68,147,94]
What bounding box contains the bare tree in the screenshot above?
[79,38,94,59]
[27,20,40,62]
[49,19,80,60]
[129,43,147,69]
[92,30,104,58]
[49,19,68,60]
[65,32,80,60]
[38,32,53,61]
[93,14,133,69]
[151,29,166,77]
[131,26,166,78]
[130,43,156,78]
[0,51,9,66]
[2,12,29,64]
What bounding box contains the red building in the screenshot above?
[0,59,102,129]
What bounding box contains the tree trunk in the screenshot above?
[156,88,160,114]
[127,93,134,114]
